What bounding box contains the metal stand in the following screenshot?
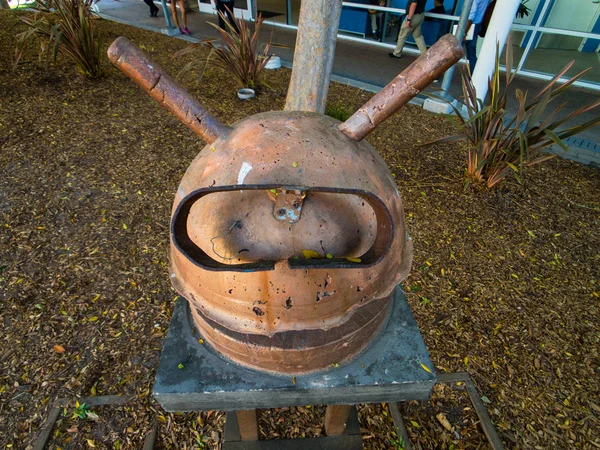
[153,286,437,449]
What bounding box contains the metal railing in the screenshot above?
[258,1,600,92]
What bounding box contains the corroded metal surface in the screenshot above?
[107,34,464,374]
[339,34,464,141]
[167,111,412,373]
[107,37,230,144]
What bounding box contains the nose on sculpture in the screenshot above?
[268,189,306,224]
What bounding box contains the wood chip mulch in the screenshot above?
[1,10,599,450]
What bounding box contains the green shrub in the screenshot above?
[176,11,274,90]
[430,42,600,189]
[13,0,101,77]
[325,101,352,122]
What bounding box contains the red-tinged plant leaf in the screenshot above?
[54,345,66,353]
[424,36,599,189]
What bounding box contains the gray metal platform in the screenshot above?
[154,285,436,412]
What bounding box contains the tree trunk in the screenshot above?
[0,0,11,10]
[284,0,343,113]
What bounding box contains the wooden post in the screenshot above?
[284,0,343,114]
[235,409,259,441]
[324,404,352,436]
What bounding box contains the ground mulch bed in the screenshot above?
[1,10,599,450]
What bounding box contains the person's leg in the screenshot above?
[169,0,181,30]
[179,0,188,31]
[215,0,227,29]
[391,17,412,56]
[411,13,427,54]
[465,35,478,72]
[143,0,157,16]
[224,2,239,33]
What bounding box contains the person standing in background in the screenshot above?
[169,0,191,34]
[426,0,449,42]
[143,0,159,17]
[464,0,490,71]
[368,0,386,40]
[216,0,240,33]
[389,0,428,59]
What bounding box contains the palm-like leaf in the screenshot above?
[13,0,101,77]
[426,38,599,189]
[176,9,280,90]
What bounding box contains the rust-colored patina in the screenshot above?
[108,35,463,374]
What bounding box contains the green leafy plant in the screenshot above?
[12,0,101,77]
[325,101,352,122]
[71,401,90,419]
[176,10,274,90]
[429,41,600,189]
[516,0,531,19]
[390,436,406,450]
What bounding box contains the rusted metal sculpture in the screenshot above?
[108,34,462,374]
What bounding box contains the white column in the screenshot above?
[471,0,521,101]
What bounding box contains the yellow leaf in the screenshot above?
[302,249,321,259]
[410,420,420,428]
[88,316,99,322]
[198,339,204,344]
[436,412,453,431]
[492,360,498,370]
[440,268,445,276]
[87,439,96,448]
[54,345,66,354]
[122,223,128,230]
[420,362,432,373]
[464,356,469,364]
[91,385,97,396]
[326,253,333,259]
[345,257,361,263]
[292,161,298,168]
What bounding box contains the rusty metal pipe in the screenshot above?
[107,36,230,144]
[339,34,463,141]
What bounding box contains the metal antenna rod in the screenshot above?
[339,34,464,141]
[107,36,230,144]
